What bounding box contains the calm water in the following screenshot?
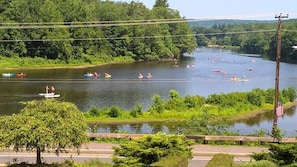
[1,48,297,135]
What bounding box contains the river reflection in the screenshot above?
[1,48,297,136]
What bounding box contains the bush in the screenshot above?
[206,154,234,167]
[235,160,278,167]
[150,156,188,167]
[108,105,122,118]
[112,133,193,166]
[130,102,143,118]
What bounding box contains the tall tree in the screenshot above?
[0,99,89,164]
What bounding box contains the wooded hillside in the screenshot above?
[0,0,197,64]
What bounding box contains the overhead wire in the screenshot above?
[0,13,296,42]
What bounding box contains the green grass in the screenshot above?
[0,56,135,69]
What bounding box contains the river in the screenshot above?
[1,47,297,136]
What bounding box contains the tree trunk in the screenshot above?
[36,146,41,164]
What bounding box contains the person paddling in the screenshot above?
[45,85,49,94]
[50,86,55,94]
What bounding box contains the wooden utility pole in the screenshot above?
[273,13,288,131]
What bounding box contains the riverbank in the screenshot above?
[0,56,135,70]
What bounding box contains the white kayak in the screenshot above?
[44,94,60,98]
[39,93,60,98]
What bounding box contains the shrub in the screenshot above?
[206,153,234,167]
[150,156,188,167]
[150,94,165,114]
[112,133,193,166]
[130,102,143,118]
[108,105,122,118]
[235,160,278,167]
[184,95,206,109]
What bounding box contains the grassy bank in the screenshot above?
[84,101,297,125]
[0,56,134,69]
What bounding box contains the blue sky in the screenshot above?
[113,0,297,20]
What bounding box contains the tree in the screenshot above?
[0,99,89,164]
[112,132,193,166]
[153,0,169,8]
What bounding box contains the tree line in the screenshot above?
[0,0,196,65]
[191,19,297,63]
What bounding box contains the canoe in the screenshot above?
[2,73,15,77]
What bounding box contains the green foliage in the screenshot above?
[0,0,196,66]
[108,105,122,118]
[150,94,165,114]
[86,106,101,117]
[235,160,278,167]
[184,95,206,108]
[130,102,143,118]
[271,126,283,142]
[150,156,188,167]
[180,112,229,135]
[169,89,180,99]
[6,159,113,167]
[191,19,297,63]
[252,143,297,166]
[0,99,89,164]
[206,153,235,167]
[247,89,265,107]
[282,87,297,103]
[112,133,193,166]
[84,88,295,129]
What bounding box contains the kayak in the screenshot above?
[2,73,15,77]
[39,93,54,96]
[39,93,60,98]
[16,73,26,77]
[105,73,111,78]
[84,73,94,77]
[44,94,60,98]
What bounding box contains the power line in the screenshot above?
[0,13,296,29]
[0,30,279,42]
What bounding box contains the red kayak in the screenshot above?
[16,73,26,77]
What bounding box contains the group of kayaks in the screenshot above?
[84,72,111,78]
[2,73,26,78]
[84,72,152,79]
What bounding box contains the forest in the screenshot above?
[191,18,297,62]
[0,0,297,67]
[0,0,196,66]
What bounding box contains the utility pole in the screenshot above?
[272,13,288,132]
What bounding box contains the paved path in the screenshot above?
[0,142,269,167]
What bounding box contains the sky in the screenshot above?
[114,0,297,20]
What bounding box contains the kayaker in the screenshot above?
[45,85,49,94]
[51,86,55,94]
